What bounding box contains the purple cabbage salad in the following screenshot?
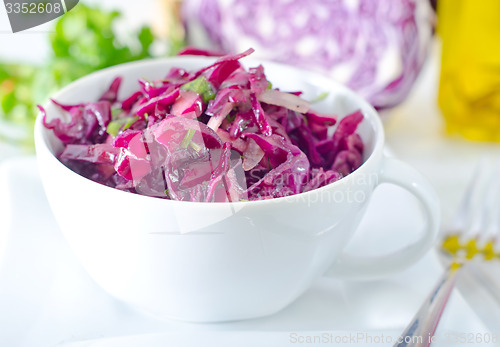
[40,49,365,202]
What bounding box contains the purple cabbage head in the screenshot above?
[181,0,434,110]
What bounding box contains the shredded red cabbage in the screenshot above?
[41,50,365,202]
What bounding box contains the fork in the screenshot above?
[394,158,500,347]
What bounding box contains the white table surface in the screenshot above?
[1,35,500,346]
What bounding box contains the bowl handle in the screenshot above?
[325,156,440,279]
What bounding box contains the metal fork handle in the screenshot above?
[394,265,461,347]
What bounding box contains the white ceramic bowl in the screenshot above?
[35,57,440,322]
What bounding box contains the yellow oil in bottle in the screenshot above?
[437,0,500,142]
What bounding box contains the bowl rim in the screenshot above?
[34,55,385,207]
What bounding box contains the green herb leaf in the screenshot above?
[226,111,236,123]
[181,76,216,103]
[189,141,202,152]
[309,91,329,103]
[180,129,196,149]
[106,116,138,137]
[111,107,122,118]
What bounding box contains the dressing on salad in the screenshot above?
[40,49,365,202]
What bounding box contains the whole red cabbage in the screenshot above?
[181,0,434,110]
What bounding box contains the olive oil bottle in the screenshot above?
[438,0,500,141]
